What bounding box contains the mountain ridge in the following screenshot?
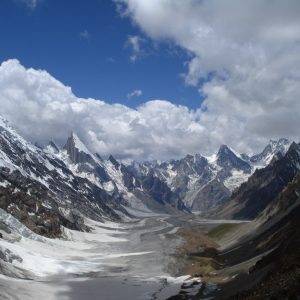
[0,116,295,224]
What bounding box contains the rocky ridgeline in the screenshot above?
[0,116,296,238]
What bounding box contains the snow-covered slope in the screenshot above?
[0,116,187,231]
[0,117,125,232]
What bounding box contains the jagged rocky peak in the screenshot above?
[47,140,60,154]
[225,140,300,220]
[63,132,96,165]
[108,154,120,169]
[285,141,300,159]
[217,144,251,172]
[250,138,291,165]
[173,153,208,175]
[217,144,237,162]
[95,153,103,161]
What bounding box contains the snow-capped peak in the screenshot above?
[63,132,97,165]
[71,132,93,155]
[249,138,291,166]
[0,115,39,154]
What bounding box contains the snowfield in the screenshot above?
[0,208,216,300]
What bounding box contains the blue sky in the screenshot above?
[0,0,202,109]
[0,0,299,160]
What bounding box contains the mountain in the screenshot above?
[241,138,290,166]
[128,145,253,212]
[236,174,300,299]
[0,118,124,236]
[216,144,251,173]
[0,115,294,228]
[208,171,300,299]
[126,140,291,212]
[216,142,300,219]
[0,118,190,236]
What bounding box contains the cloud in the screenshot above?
[0,59,299,162]
[127,89,143,99]
[17,0,42,10]
[106,57,116,63]
[0,59,204,161]
[79,30,90,40]
[125,35,145,62]
[114,0,300,152]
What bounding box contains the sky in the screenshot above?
[0,0,300,161]
[0,0,200,108]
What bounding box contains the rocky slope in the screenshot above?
[209,173,300,299]
[217,142,300,219]
[0,118,127,236]
[0,117,189,238]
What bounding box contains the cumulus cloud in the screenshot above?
[0,58,299,161]
[115,0,300,152]
[0,59,207,161]
[127,89,143,99]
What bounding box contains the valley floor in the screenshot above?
[0,211,251,300]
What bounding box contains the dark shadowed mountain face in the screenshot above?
[221,174,300,300]
[217,142,300,220]
[204,172,300,300]
[216,145,251,173]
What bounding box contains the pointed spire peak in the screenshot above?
[65,131,91,154]
[287,141,299,152]
[47,140,59,153]
[63,132,97,164]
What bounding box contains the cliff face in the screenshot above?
[63,132,97,165]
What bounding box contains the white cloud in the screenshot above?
[0,59,205,161]
[114,0,300,153]
[127,89,143,99]
[0,59,299,161]
[106,57,116,63]
[18,0,41,10]
[126,35,145,62]
[79,30,90,40]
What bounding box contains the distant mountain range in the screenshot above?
[0,115,298,236]
[126,137,291,212]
